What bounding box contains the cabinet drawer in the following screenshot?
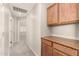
[53,43,77,56]
[42,39,52,46]
[53,48,67,56]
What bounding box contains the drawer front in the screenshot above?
[53,43,77,56]
[42,39,52,46]
[53,48,67,56]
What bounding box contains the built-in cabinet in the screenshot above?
[47,3,79,26]
[41,36,79,56]
[41,39,53,56]
[47,4,58,25]
[59,4,78,24]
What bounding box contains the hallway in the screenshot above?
[10,40,35,56]
[0,3,41,56]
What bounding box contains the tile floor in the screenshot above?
[10,40,35,56]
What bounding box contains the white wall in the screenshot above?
[4,4,11,56]
[51,24,79,40]
[32,4,41,56]
[26,4,41,56]
[0,4,11,56]
[41,4,51,37]
[0,4,5,56]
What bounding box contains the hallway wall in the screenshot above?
[26,4,41,56]
[0,4,11,56]
[4,5,9,56]
[0,4,5,56]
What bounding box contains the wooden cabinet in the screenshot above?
[47,3,79,26]
[59,4,78,24]
[41,36,79,56]
[41,39,53,56]
[41,43,47,56]
[53,43,77,56]
[42,44,53,56]
[47,4,59,25]
[46,45,53,56]
[53,48,67,56]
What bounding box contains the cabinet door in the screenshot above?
[59,4,78,24]
[53,49,68,56]
[46,45,53,56]
[41,43,47,56]
[41,43,53,56]
[47,4,58,25]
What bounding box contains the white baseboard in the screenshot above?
[26,43,38,56]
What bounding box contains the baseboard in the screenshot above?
[26,43,38,56]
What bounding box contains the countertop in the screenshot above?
[41,36,79,50]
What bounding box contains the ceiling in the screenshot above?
[9,3,36,11]
[8,3,36,18]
